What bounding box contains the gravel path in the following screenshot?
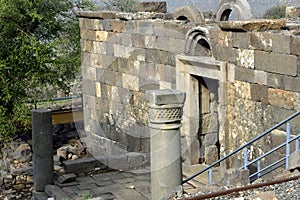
[211,178,300,200]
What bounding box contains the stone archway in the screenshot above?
[174,6,205,23]
[216,0,253,21]
[185,27,211,56]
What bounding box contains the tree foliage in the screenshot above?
[263,5,286,19]
[0,0,95,141]
[100,0,138,13]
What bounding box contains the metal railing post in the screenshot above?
[286,122,291,169]
[257,161,261,179]
[209,168,213,185]
[145,89,186,200]
[244,147,248,169]
[296,139,299,152]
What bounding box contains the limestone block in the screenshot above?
[155,36,170,51]
[107,155,129,170]
[82,66,96,81]
[204,132,219,147]
[255,51,297,76]
[82,79,96,96]
[235,67,254,83]
[291,35,300,56]
[232,32,250,49]
[80,29,95,41]
[169,38,185,54]
[120,33,132,46]
[122,74,139,91]
[267,73,283,89]
[213,46,237,63]
[110,20,126,33]
[57,146,68,160]
[201,113,219,134]
[288,151,300,171]
[144,35,157,49]
[286,6,300,19]
[132,33,145,48]
[95,31,108,42]
[283,76,300,93]
[138,2,167,13]
[254,70,267,85]
[204,145,219,165]
[81,39,93,53]
[268,88,295,109]
[234,80,251,100]
[92,41,107,55]
[236,49,254,69]
[250,32,272,51]
[271,33,291,54]
[219,31,232,47]
[251,84,268,104]
[222,168,250,187]
[294,93,300,111]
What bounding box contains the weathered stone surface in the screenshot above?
[251,84,268,104]
[174,6,205,23]
[45,185,69,199]
[267,73,283,89]
[218,19,286,31]
[13,144,32,163]
[288,151,300,171]
[236,49,254,69]
[254,70,267,85]
[232,32,250,49]
[213,46,237,63]
[75,11,117,19]
[216,0,252,21]
[63,156,107,174]
[255,51,297,76]
[272,33,291,54]
[138,2,167,13]
[283,76,300,93]
[268,88,295,109]
[57,174,77,184]
[218,31,233,47]
[233,80,251,100]
[204,145,218,165]
[110,20,126,33]
[250,32,272,51]
[222,168,250,187]
[291,35,300,56]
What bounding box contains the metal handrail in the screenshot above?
[182,111,300,184]
[241,134,300,170]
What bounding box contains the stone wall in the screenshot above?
[77,11,191,157]
[214,24,300,167]
[77,10,300,167]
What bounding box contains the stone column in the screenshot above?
[32,108,54,192]
[145,89,186,200]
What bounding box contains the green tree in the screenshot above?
[100,0,138,13]
[0,0,95,141]
[263,5,286,19]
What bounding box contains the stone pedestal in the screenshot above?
[145,89,186,200]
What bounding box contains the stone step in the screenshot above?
[45,185,69,200]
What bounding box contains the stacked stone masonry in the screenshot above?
[78,10,300,168]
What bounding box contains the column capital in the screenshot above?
[145,89,186,130]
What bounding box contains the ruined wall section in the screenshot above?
[212,28,300,166]
[78,12,189,155]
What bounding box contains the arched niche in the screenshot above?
[185,27,211,57]
[216,0,253,21]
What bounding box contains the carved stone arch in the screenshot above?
[216,0,253,21]
[185,27,211,56]
[174,6,205,23]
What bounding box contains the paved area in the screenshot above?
[45,169,151,200]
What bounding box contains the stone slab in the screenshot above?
[218,19,286,31]
[288,151,300,171]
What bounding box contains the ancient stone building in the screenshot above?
[76,1,300,168]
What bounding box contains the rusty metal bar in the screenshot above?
[180,175,300,200]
